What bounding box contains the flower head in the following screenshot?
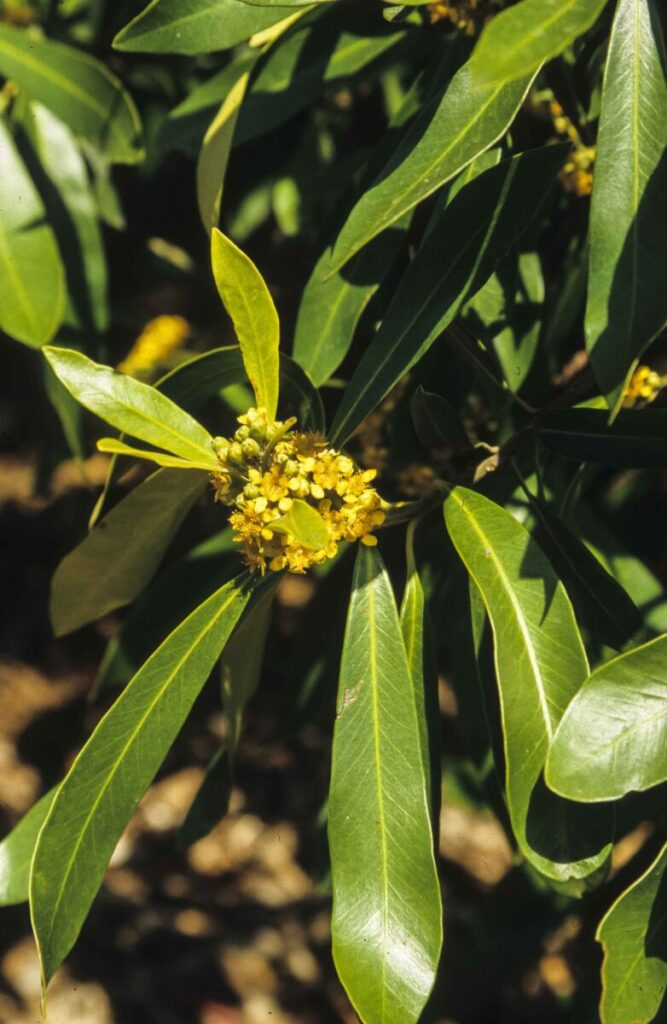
[622,365,666,408]
[211,408,385,574]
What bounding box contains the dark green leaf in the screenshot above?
[540,408,667,468]
[410,385,472,451]
[546,635,667,801]
[0,790,57,906]
[329,546,442,1024]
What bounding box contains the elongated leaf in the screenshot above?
[43,347,217,464]
[293,220,408,386]
[210,229,280,419]
[444,486,611,884]
[330,61,535,270]
[585,0,667,411]
[272,499,330,549]
[329,546,442,1024]
[97,437,216,471]
[0,24,143,164]
[31,573,254,990]
[330,145,565,444]
[597,840,667,1024]
[410,386,472,451]
[540,408,667,467]
[0,790,57,906]
[546,635,667,802]
[113,0,293,55]
[0,118,65,348]
[50,469,207,636]
[469,0,609,86]
[197,63,254,232]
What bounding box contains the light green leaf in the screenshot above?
[540,408,667,467]
[597,840,667,1024]
[329,545,442,1024]
[210,229,280,420]
[0,24,143,164]
[272,499,330,550]
[43,347,217,464]
[0,117,65,348]
[0,790,57,906]
[113,0,293,55]
[444,486,612,885]
[31,572,254,991]
[330,145,566,444]
[585,0,667,411]
[329,61,535,270]
[469,0,609,86]
[546,635,667,802]
[50,468,207,636]
[96,437,216,471]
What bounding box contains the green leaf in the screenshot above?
[292,220,408,386]
[444,486,611,885]
[585,0,667,411]
[31,572,254,991]
[50,468,207,637]
[210,229,280,420]
[546,635,667,802]
[330,145,566,444]
[410,386,472,451]
[96,437,217,471]
[329,61,535,270]
[43,347,217,464]
[540,408,667,467]
[113,0,293,55]
[272,498,330,550]
[597,840,667,1024]
[0,117,65,348]
[0,24,143,164]
[0,790,57,906]
[469,0,609,87]
[329,545,442,1024]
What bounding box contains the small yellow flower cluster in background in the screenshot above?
[622,365,667,408]
[211,407,385,574]
[427,0,502,32]
[117,315,190,379]
[549,100,595,197]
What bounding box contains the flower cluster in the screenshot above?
[210,408,386,574]
[427,0,503,33]
[118,315,190,379]
[549,100,595,197]
[622,365,666,409]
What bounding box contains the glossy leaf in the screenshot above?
[271,499,330,550]
[597,840,667,1024]
[0,790,57,906]
[0,118,65,348]
[210,229,280,420]
[113,0,292,55]
[469,0,609,86]
[585,0,667,411]
[546,635,667,801]
[50,469,207,636]
[330,62,535,270]
[31,573,254,990]
[329,545,442,1024]
[197,63,254,232]
[540,408,667,467]
[444,486,611,884]
[43,347,217,465]
[0,24,143,164]
[96,437,216,471]
[330,145,566,444]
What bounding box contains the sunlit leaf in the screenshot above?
[0,790,57,906]
[271,499,330,550]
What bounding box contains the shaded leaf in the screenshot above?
[540,408,667,467]
[0,790,57,906]
[329,546,442,1024]
[546,635,667,801]
[410,385,472,451]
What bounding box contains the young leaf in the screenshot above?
[97,437,217,471]
[585,0,667,411]
[329,61,535,270]
[271,499,330,550]
[113,0,291,55]
[329,546,442,1024]
[50,469,207,636]
[0,118,65,348]
[546,635,667,802]
[330,145,566,445]
[43,347,217,464]
[469,0,609,86]
[444,486,611,885]
[0,24,143,164]
[31,573,255,991]
[0,790,57,906]
[210,229,280,420]
[597,840,667,1024]
[540,408,667,467]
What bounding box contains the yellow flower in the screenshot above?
[622,366,666,408]
[118,315,190,378]
[211,408,385,574]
